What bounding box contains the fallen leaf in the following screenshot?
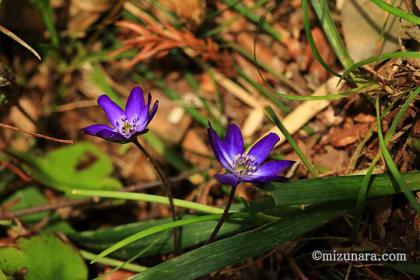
[329,122,370,147]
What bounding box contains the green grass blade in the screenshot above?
[91,214,225,263]
[310,0,353,68]
[79,250,147,272]
[370,0,420,25]
[205,0,269,37]
[236,67,290,113]
[302,0,343,79]
[87,64,123,105]
[29,0,59,48]
[130,202,353,280]
[375,95,420,214]
[265,106,318,177]
[342,51,420,81]
[268,172,420,205]
[142,132,191,172]
[353,88,420,236]
[230,42,305,95]
[221,0,282,41]
[135,66,220,131]
[268,82,377,101]
[70,214,249,259]
[71,189,224,214]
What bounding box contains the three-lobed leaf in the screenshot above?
[10,142,121,193]
[0,234,88,280]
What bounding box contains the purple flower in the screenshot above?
[82,87,158,143]
[208,123,295,186]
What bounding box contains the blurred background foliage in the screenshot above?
[0,0,419,279]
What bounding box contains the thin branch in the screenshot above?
[0,123,74,144]
[0,167,208,220]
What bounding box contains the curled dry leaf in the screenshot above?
[158,0,206,29]
[67,0,114,38]
[329,122,371,148]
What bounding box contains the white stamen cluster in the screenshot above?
[232,153,257,175]
[114,114,141,138]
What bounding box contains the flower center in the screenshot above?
[232,153,257,175]
[114,115,141,138]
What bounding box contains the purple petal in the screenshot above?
[146,92,152,111]
[224,123,245,158]
[98,95,125,126]
[125,87,146,120]
[241,174,287,184]
[252,160,295,177]
[208,125,234,172]
[96,129,128,143]
[145,100,158,126]
[215,173,240,186]
[247,133,280,165]
[81,124,113,136]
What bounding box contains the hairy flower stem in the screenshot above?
[132,138,179,253]
[207,184,238,244]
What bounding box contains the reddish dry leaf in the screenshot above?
[329,123,370,148]
[303,28,336,83]
[354,113,376,124]
[236,32,284,73]
[101,270,134,280]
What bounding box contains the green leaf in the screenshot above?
[71,189,223,214]
[221,0,282,41]
[69,215,247,259]
[370,0,420,25]
[268,172,420,205]
[352,88,420,236]
[10,142,121,193]
[28,0,59,49]
[0,233,88,280]
[342,51,420,81]
[265,106,318,177]
[4,187,48,223]
[0,269,7,280]
[130,203,353,280]
[375,96,420,214]
[302,0,344,78]
[310,0,353,68]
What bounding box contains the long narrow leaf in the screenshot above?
[92,214,224,262]
[353,88,420,236]
[221,0,281,41]
[375,96,420,214]
[268,172,420,205]
[302,0,343,78]
[69,215,249,259]
[342,51,420,80]
[370,0,420,25]
[266,106,318,177]
[71,189,224,214]
[310,0,353,68]
[130,202,353,280]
